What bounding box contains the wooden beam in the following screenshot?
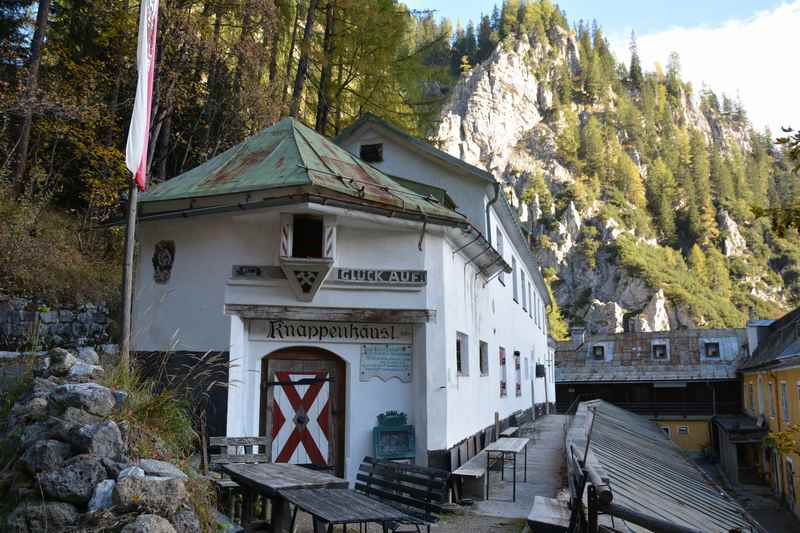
[225,304,436,324]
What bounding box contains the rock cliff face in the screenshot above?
[433,33,787,334]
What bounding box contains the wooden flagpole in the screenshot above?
[120,181,138,370]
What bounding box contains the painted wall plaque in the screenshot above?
[250,320,413,344]
[332,268,426,286]
[152,240,175,284]
[360,344,413,382]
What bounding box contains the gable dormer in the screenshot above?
[279,213,337,302]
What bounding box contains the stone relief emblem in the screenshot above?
[152,240,175,284]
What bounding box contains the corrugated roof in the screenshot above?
[139,117,464,222]
[556,364,738,383]
[740,307,800,370]
[570,400,761,532]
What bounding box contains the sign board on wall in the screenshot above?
[360,344,413,382]
[332,268,426,287]
[250,320,413,344]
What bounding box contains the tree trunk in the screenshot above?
[14,0,52,188]
[289,0,319,117]
[282,0,303,104]
[314,1,335,134]
[267,0,282,83]
[200,2,224,153]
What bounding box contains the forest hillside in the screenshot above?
[1,0,798,337]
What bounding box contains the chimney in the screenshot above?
[571,327,586,348]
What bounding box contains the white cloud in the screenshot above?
[611,2,800,135]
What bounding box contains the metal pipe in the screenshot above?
[485,181,500,245]
[585,462,613,505]
[602,502,703,533]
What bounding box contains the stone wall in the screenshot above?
[0,296,113,351]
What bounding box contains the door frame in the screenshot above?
[259,346,346,477]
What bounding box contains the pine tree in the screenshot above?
[688,129,717,244]
[581,115,604,177]
[710,147,735,205]
[476,14,496,62]
[646,158,677,242]
[666,51,682,103]
[556,107,580,170]
[688,244,707,278]
[628,30,643,90]
[706,247,732,299]
[499,0,520,38]
[615,151,646,209]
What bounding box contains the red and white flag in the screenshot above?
[125,0,160,191]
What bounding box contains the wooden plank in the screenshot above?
[355,474,446,503]
[361,457,449,480]
[281,488,413,525]
[467,437,476,460]
[452,452,487,478]
[499,426,519,438]
[210,436,270,446]
[450,446,460,470]
[225,304,436,324]
[210,454,271,464]
[354,483,442,519]
[356,464,448,491]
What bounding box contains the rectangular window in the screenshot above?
[292,215,324,258]
[528,283,533,319]
[521,271,527,310]
[359,143,383,162]
[660,426,671,438]
[768,381,776,418]
[524,357,530,380]
[759,377,765,415]
[652,343,669,360]
[496,229,505,285]
[479,341,489,376]
[514,351,522,396]
[780,382,789,422]
[456,332,469,376]
[749,383,755,415]
[512,257,518,302]
[499,347,507,397]
[677,426,689,436]
[704,342,721,358]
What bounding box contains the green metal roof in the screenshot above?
[139,117,464,222]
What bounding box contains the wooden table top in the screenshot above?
[485,436,529,454]
[221,463,348,496]
[280,488,414,525]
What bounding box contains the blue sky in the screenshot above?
[404,0,784,36]
[404,1,799,133]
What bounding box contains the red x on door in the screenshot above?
[270,370,331,466]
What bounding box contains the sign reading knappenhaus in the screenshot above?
[250,319,413,344]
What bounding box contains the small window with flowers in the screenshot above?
[499,347,507,397]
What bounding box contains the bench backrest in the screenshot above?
[355,456,449,522]
[209,436,271,467]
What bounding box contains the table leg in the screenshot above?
[485,451,490,500]
[242,489,253,526]
[272,497,293,533]
[524,443,528,482]
[512,452,517,502]
[501,452,504,481]
[312,516,328,533]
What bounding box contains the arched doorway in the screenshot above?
[259,347,346,477]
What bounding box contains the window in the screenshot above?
[359,143,383,162]
[591,345,605,361]
[660,426,671,438]
[514,351,522,396]
[499,347,507,397]
[456,332,469,376]
[652,343,669,360]
[524,357,530,380]
[479,341,489,376]
[780,382,789,422]
[528,283,533,319]
[704,342,721,358]
[521,271,527,310]
[758,376,765,416]
[512,257,518,302]
[677,426,689,436]
[748,383,755,415]
[768,381,776,418]
[496,229,505,284]
[292,215,324,258]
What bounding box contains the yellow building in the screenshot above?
[737,311,800,520]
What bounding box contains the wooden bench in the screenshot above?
[451,452,488,501]
[354,456,450,532]
[209,436,271,524]
[499,426,519,438]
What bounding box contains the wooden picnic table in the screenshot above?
[484,436,529,502]
[280,488,414,532]
[221,462,348,532]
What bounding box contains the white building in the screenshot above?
[132,115,554,482]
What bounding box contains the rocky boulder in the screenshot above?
[171,509,202,533]
[38,455,107,505]
[113,475,188,516]
[68,420,125,459]
[585,300,626,334]
[6,501,79,533]
[50,382,116,416]
[636,290,671,332]
[718,209,747,257]
[88,479,116,513]
[46,347,77,376]
[138,458,189,480]
[21,439,73,474]
[121,514,177,533]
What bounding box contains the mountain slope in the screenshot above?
[432,22,799,336]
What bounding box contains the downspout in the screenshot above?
[486,182,500,245]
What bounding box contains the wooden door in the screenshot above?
[261,349,345,476]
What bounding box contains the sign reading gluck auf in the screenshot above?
[250,319,413,344]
